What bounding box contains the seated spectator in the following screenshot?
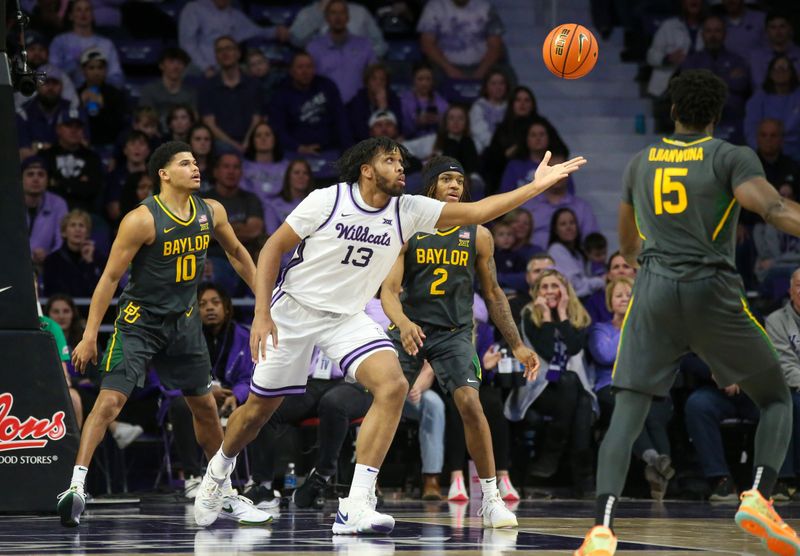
[492,220,529,295]
[681,14,751,143]
[198,37,262,152]
[510,269,595,497]
[42,209,105,297]
[48,0,124,87]
[753,184,800,291]
[503,252,555,327]
[205,153,265,294]
[722,0,766,60]
[105,131,151,223]
[244,49,283,106]
[504,208,541,264]
[23,156,68,268]
[757,119,800,197]
[399,61,449,140]
[646,0,705,99]
[469,68,510,155]
[748,12,800,91]
[307,0,377,104]
[547,208,605,299]
[269,52,351,155]
[40,109,103,212]
[527,154,599,249]
[264,159,314,235]
[14,33,79,111]
[17,65,81,160]
[138,47,197,125]
[178,0,288,77]
[127,106,164,153]
[188,123,217,192]
[418,0,508,81]
[165,104,197,143]
[347,63,403,142]
[588,277,675,500]
[367,111,424,175]
[289,0,387,57]
[745,54,800,161]
[77,47,126,147]
[119,172,156,217]
[432,105,480,183]
[499,118,567,194]
[584,232,608,277]
[240,122,289,204]
[584,251,636,324]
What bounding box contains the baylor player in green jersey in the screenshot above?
[57,142,263,528]
[381,156,539,528]
[576,71,800,556]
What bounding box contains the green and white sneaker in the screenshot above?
[219,487,274,526]
[57,485,86,527]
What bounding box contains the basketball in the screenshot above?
[542,23,599,79]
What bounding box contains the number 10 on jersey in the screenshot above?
[653,167,688,215]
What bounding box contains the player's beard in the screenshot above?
[375,171,403,197]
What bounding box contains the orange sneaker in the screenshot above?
[574,525,617,556]
[735,489,800,555]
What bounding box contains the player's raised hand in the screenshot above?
[532,151,587,191]
[399,321,426,356]
[250,312,279,363]
[72,337,98,374]
[512,344,540,381]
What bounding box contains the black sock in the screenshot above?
[594,493,618,531]
[753,465,778,499]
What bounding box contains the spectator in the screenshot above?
[491,220,528,295]
[178,0,288,77]
[347,63,404,142]
[504,252,555,328]
[510,269,596,497]
[583,232,608,277]
[243,49,283,106]
[138,47,197,123]
[504,207,542,264]
[105,130,151,223]
[198,36,262,152]
[118,172,156,217]
[16,65,81,160]
[39,108,103,212]
[269,52,351,154]
[289,0,387,58]
[240,122,289,205]
[753,183,800,289]
[367,110,424,174]
[432,105,480,178]
[547,207,605,299]
[42,209,105,297]
[469,68,510,155]
[681,15,751,143]
[126,106,163,153]
[48,0,124,87]
[756,119,800,197]
[307,0,377,104]
[44,293,85,353]
[22,156,68,267]
[499,118,566,194]
[188,123,216,191]
[14,33,80,111]
[722,0,766,60]
[527,154,599,249]
[399,61,449,140]
[263,158,313,235]
[745,54,800,161]
[418,0,508,81]
[748,13,800,91]
[584,251,636,324]
[646,0,705,98]
[77,47,126,147]
[165,104,197,143]
[588,277,675,500]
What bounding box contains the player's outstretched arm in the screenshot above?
[72,207,154,373]
[475,226,539,380]
[434,151,586,228]
[206,199,258,293]
[618,201,642,268]
[250,222,302,362]
[735,177,800,237]
[380,245,426,355]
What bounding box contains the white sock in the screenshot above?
[70,465,88,489]
[348,463,379,500]
[259,480,272,490]
[642,449,659,466]
[209,446,237,480]
[480,477,498,499]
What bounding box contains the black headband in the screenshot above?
[422,160,465,186]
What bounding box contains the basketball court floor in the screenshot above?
[0,496,794,554]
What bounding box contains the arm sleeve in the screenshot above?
[284,187,336,238]
[557,320,587,355]
[523,319,557,360]
[766,312,800,388]
[398,195,445,238]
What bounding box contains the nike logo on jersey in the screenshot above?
[416,233,431,240]
[163,226,177,234]
[185,306,194,317]
[0,286,11,294]
[340,213,353,217]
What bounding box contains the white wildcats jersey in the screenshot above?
[278,182,445,315]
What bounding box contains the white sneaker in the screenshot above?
[448,476,469,501]
[479,491,517,528]
[194,472,225,527]
[497,476,520,501]
[184,475,202,499]
[332,496,395,535]
[57,485,86,527]
[218,491,274,525]
[112,422,144,450]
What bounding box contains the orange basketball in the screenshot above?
[542,23,599,79]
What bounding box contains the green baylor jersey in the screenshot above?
[400,225,477,328]
[623,134,765,280]
[120,194,214,315]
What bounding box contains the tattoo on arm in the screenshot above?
[485,256,523,348]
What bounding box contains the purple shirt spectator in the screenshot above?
[723,7,765,60]
[48,33,124,88]
[240,159,289,203]
[587,321,619,391]
[745,89,800,161]
[399,89,449,139]
[526,193,599,249]
[263,196,301,235]
[207,321,253,404]
[749,45,800,89]
[548,243,605,298]
[17,96,78,151]
[28,192,68,258]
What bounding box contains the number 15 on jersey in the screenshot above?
[654,167,688,215]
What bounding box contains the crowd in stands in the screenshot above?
[16,0,800,502]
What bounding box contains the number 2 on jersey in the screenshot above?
[430,268,448,295]
[654,167,688,215]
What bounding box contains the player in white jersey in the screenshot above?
[194,137,586,533]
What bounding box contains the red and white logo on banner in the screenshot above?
[0,392,66,452]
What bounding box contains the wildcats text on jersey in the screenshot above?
[648,147,704,163]
[415,248,470,267]
[335,223,392,246]
[162,234,211,256]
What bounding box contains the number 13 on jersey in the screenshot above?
[654,167,688,215]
